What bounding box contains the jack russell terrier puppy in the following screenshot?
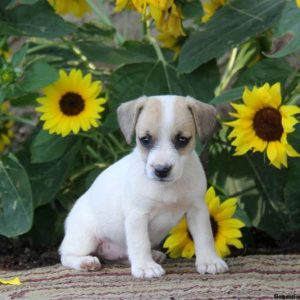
[60,95,229,278]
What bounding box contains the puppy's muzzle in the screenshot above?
[154,165,172,179]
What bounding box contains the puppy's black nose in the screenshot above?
[154,165,172,179]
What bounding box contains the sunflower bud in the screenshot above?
[0,67,15,85]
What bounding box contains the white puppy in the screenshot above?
[59,95,228,278]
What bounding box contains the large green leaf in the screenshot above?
[268,1,300,58]
[178,0,285,73]
[110,60,220,110]
[78,41,157,65]
[0,1,75,37]
[21,61,59,92]
[235,58,293,87]
[0,154,33,237]
[283,159,300,233]
[28,141,80,208]
[30,130,76,164]
[211,87,244,104]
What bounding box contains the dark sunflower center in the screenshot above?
[59,92,85,116]
[253,107,283,141]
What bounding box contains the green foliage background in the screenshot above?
[1,0,300,248]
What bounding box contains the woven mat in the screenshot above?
[0,255,299,300]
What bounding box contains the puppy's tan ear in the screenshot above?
[117,96,147,144]
[186,96,217,144]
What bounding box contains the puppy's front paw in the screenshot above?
[131,261,166,279]
[196,255,228,274]
[79,256,102,271]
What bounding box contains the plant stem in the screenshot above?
[69,163,107,182]
[215,47,238,96]
[245,154,280,212]
[146,24,172,93]
[6,114,36,126]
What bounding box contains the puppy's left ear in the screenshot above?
[117,96,147,144]
[186,96,217,144]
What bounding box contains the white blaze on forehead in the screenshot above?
[158,96,177,138]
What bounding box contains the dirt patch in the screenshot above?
[0,236,59,271]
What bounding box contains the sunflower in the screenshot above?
[115,0,184,38]
[225,83,300,169]
[36,69,106,137]
[163,187,245,258]
[297,0,300,8]
[157,32,181,56]
[0,102,14,154]
[48,0,91,17]
[201,0,226,23]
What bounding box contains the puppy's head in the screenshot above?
[117,96,216,182]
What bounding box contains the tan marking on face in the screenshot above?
[173,97,196,155]
[135,98,162,157]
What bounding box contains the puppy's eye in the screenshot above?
[174,135,191,149]
[139,134,153,148]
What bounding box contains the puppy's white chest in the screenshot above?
[148,202,189,246]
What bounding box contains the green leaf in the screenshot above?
[267,1,300,58]
[288,123,300,153]
[236,58,293,87]
[30,130,76,164]
[77,22,115,39]
[0,154,33,237]
[11,43,28,66]
[6,0,40,8]
[78,41,157,65]
[1,83,27,99]
[100,111,119,133]
[178,0,285,73]
[0,1,75,37]
[283,159,300,233]
[29,204,66,247]
[182,0,203,19]
[110,60,220,109]
[28,140,80,208]
[21,61,59,92]
[184,60,220,101]
[211,87,244,104]
[10,92,39,106]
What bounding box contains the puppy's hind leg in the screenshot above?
[60,221,101,271]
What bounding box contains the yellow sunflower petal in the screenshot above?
[214,206,236,221]
[205,186,216,204]
[215,235,231,257]
[266,141,276,160]
[219,198,237,210]
[219,228,242,239]
[285,144,300,157]
[0,277,21,285]
[163,231,188,249]
[181,240,195,258]
[218,218,245,229]
[280,105,300,117]
[227,238,244,249]
[268,82,282,108]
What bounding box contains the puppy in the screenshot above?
[59,95,228,278]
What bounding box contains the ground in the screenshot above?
[1,228,300,271]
